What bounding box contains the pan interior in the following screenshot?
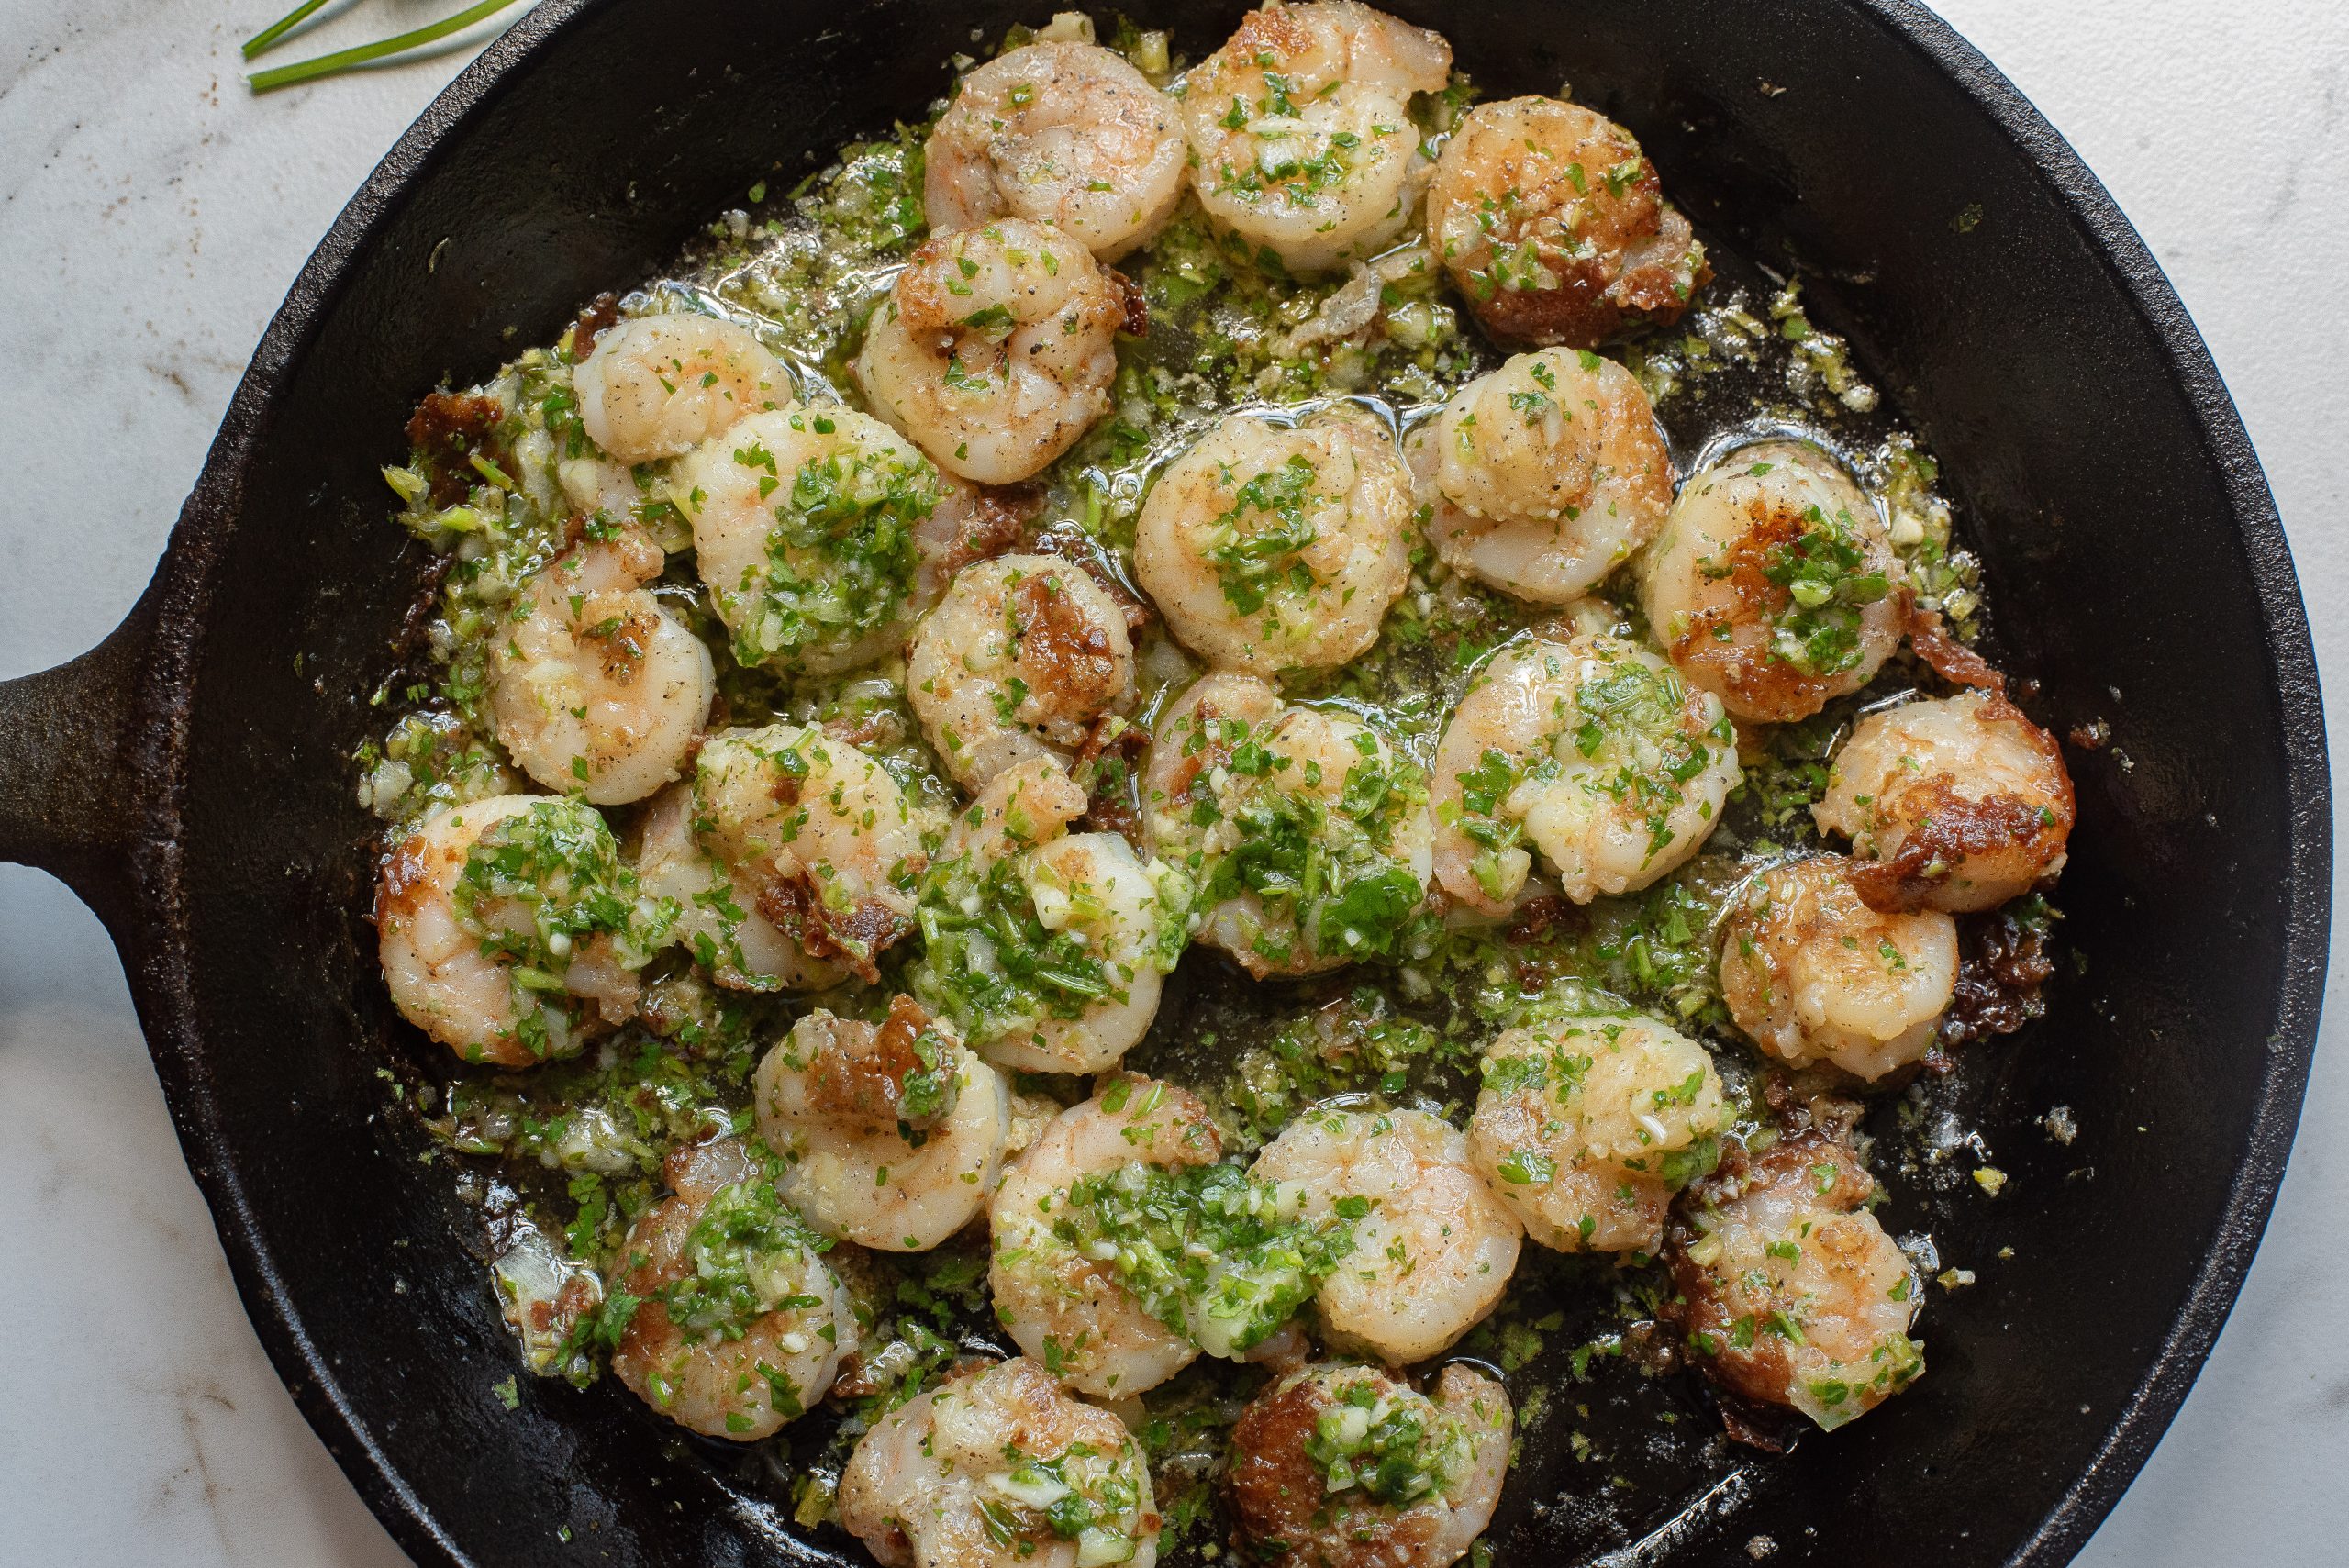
[154,3,2317,1565]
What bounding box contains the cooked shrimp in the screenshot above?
[1719,855,1959,1083]
[1815,690,2076,912]
[1469,1012,1725,1254]
[988,1075,1223,1396]
[1664,1133,1924,1430]
[552,453,688,550]
[839,1356,1162,1568]
[1430,635,1740,916]
[911,471,1043,604]
[573,312,788,463]
[989,1106,1360,1366]
[856,218,1126,484]
[1640,440,1904,723]
[691,724,934,981]
[1228,1362,1508,1568]
[911,759,1177,1073]
[1142,673,1431,976]
[1181,1,1453,274]
[377,794,668,1067]
[1405,347,1674,604]
[634,783,845,991]
[754,997,1011,1251]
[487,525,713,805]
[608,1136,852,1440]
[1251,1106,1520,1363]
[1135,408,1413,675]
[907,554,1137,791]
[928,35,1186,261]
[1426,95,1708,348]
[675,405,945,675]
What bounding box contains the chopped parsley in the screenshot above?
[722,415,938,669]
[1756,503,1891,675]
[908,841,1182,1051]
[655,1157,832,1341]
[1303,1374,1465,1506]
[1057,1160,1358,1358]
[451,798,674,1061]
[1205,452,1322,618]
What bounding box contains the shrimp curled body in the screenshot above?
[1135,408,1413,676]
[910,759,1177,1073]
[857,218,1127,484]
[690,724,934,982]
[1426,95,1708,349]
[927,39,1186,261]
[987,1076,1224,1396]
[1407,347,1674,605]
[1641,441,1904,724]
[489,527,713,805]
[1719,855,1959,1083]
[608,1138,853,1440]
[676,405,948,676]
[378,794,662,1067]
[1250,1106,1520,1364]
[1430,635,1739,916]
[840,1356,1163,1568]
[1664,1134,1924,1430]
[573,313,788,463]
[907,554,1138,792]
[1181,1,1453,274]
[634,783,845,992]
[1469,1012,1725,1254]
[1228,1361,1509,1568]
[1144,673,1431,977]
[1815,690,2075,912]
[754,1000,1011,1252]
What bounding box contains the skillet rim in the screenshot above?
[102,1,2332,1563]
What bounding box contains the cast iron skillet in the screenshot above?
[0,0,2328,1562]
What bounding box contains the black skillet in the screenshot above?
[0,0,2328,1562]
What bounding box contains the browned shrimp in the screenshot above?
[1815,690,2076,912]
[1426,95,1708,348]
[1663,1132,1924,1432]
[856,219,1126,484]
[753,997,1012,1251]
[1227,1361,1509,1568]
[1639,441,1905,724]
[1719,855,1959,1083]
[840,1356,1162,1568]
[907,554,1137,791]
[689,723,936,982]
[608,1138,852,1440]
[378,794,659,1067]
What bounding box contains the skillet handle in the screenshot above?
[0,590,160,931]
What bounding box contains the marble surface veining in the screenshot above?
[1,1,2343,1562]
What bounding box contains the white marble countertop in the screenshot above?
[2,1,2342,1561]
